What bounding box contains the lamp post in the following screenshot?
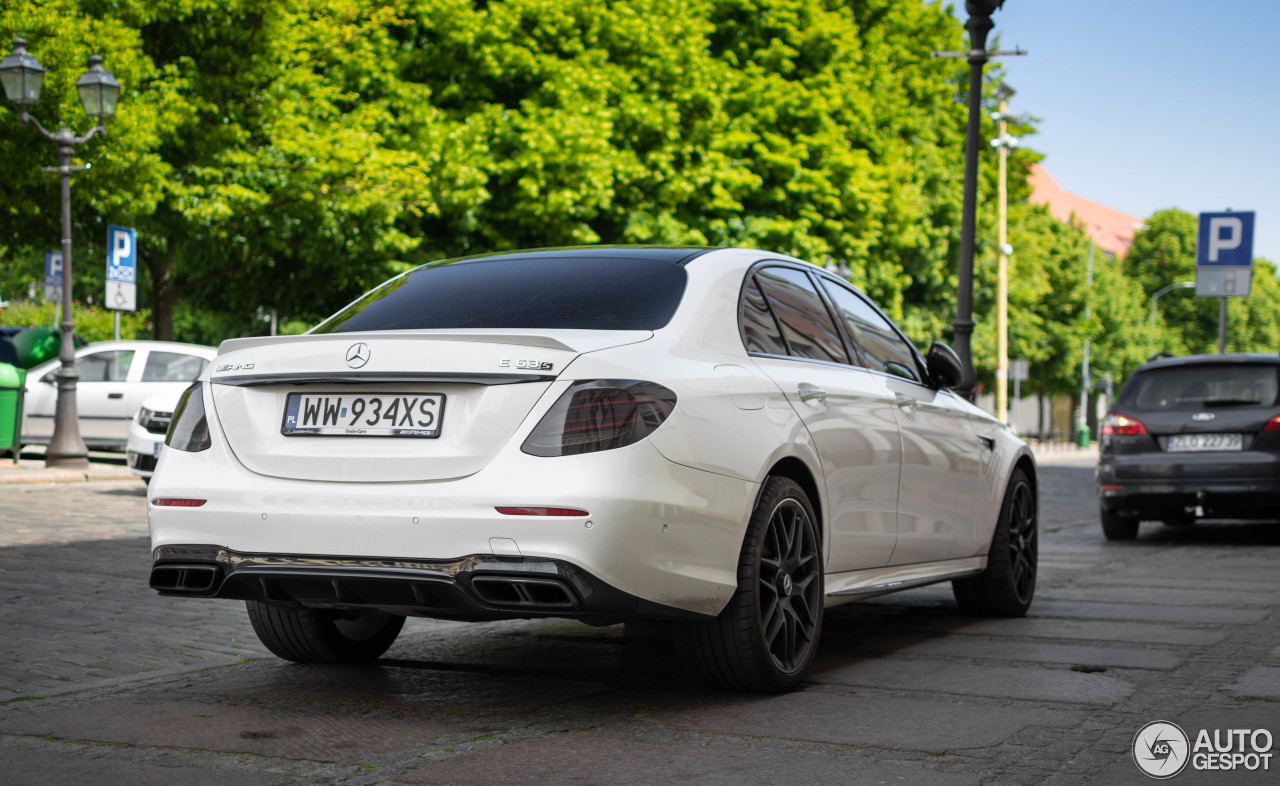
[990,82,1018,423]
[950,0,1006,393]
[1,37,120,468]
[1150,281,1195,326]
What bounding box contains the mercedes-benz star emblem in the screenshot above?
[345,342,370,369]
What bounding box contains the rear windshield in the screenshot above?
[1119,364,1280,410]
[313,256,687,333]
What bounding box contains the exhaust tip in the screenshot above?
[471,576,576,609]
[150,564,220,593]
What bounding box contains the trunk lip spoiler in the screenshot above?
[210,371,556,387]
[216,331,615,355]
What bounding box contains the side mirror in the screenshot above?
[926,341,966,389]
[41,371,56,385]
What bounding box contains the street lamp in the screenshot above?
[1150,281,1195,325]
[1,37,120,468]
[951,0,1005,393]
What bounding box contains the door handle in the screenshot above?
[894,393,917,412]
[978,434,996,450]
[107,393,124,400]
[797,384,827,403]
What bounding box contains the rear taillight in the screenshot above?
[152,498,207,507]
[1266,415,1280,431]
[166,382,212,452]
[1101,412,1147,436]
[522,379,676,457]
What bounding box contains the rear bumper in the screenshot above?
[1098,462,1280,520]
[148,439,757,618]
[149,546,711,622]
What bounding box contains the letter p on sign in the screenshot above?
[1208,216,1242,262]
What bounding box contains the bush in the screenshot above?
[0,299,151,342]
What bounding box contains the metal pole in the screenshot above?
[45,143,88,467]
[1218,297,1227,353]
[113,310,120,341]
[995,97,1008,423]
[1078,242,1094,446]
[952,10,995,394]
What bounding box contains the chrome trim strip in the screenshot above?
[211,371,554,387]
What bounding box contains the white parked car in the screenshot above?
[22,340,216,452]
[148,247,1037,692]
[126,389,185,481]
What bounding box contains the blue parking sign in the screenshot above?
[105,225,137,311]
[1196,212,1255,267]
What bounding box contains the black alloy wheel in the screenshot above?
[758,496,822,674]
[676,477,824,692]
[953,469,1037,617]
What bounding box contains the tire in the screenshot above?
[246,601,405,664]
[953,469,1037,617]
[676,477,823,692]
[1101,509,1140,540]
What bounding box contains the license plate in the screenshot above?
[282,393,444,437]
[1167,433,1243,452]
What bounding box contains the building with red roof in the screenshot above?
[1028,163,1143,258]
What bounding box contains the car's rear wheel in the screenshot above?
[246,601,405,664]
[1101,509,1140,540]
[676,477,823,692]
[953,469,1037,617]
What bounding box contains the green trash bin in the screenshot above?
[13,326,61,369]
[0,363,26,458]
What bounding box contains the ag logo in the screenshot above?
[345,342,370,369]
[1134,720,1190,779]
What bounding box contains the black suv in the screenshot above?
[1097,353,1280,539]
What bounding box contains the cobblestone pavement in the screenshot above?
[1,458,1278,785]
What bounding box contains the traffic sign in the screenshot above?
[43,251,63,301]
[1195,211,1255,297]
[105,225,137,312]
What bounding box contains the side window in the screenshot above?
[142,352,209,382]
[755,267,849,365]
[819,280,922,382]
[75,350,134,382]
[739,275,789,355]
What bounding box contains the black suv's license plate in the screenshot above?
[1167,433,1243,453]
[281,393,444,437]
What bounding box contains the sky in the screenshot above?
[970,0,1280,262]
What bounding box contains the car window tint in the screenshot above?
[754,268,849,364]
[142,352,209,382]
[1120,364,1280,410]
[312,256,687,333]
[819,280,920,382]
[740,275,788,355]
[75,350,134,382]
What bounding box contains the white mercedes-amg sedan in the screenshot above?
[148,246,1037,692]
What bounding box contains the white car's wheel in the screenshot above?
[677,477,823,692]
[953,469,1037,616]
[246,601,404,664]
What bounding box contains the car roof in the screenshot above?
[1137,352,1280,372]
[422,245,717,267]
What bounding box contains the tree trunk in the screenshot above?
[145,251,177,341]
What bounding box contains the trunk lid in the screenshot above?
[208,330,649,482]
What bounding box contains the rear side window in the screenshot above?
[313,257,687,333]
[740,275,788,355]
[753,267,849,364]
[1120,364,1280,410]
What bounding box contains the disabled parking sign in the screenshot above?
[1195,211,1255,297]
[105,225,137,311]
